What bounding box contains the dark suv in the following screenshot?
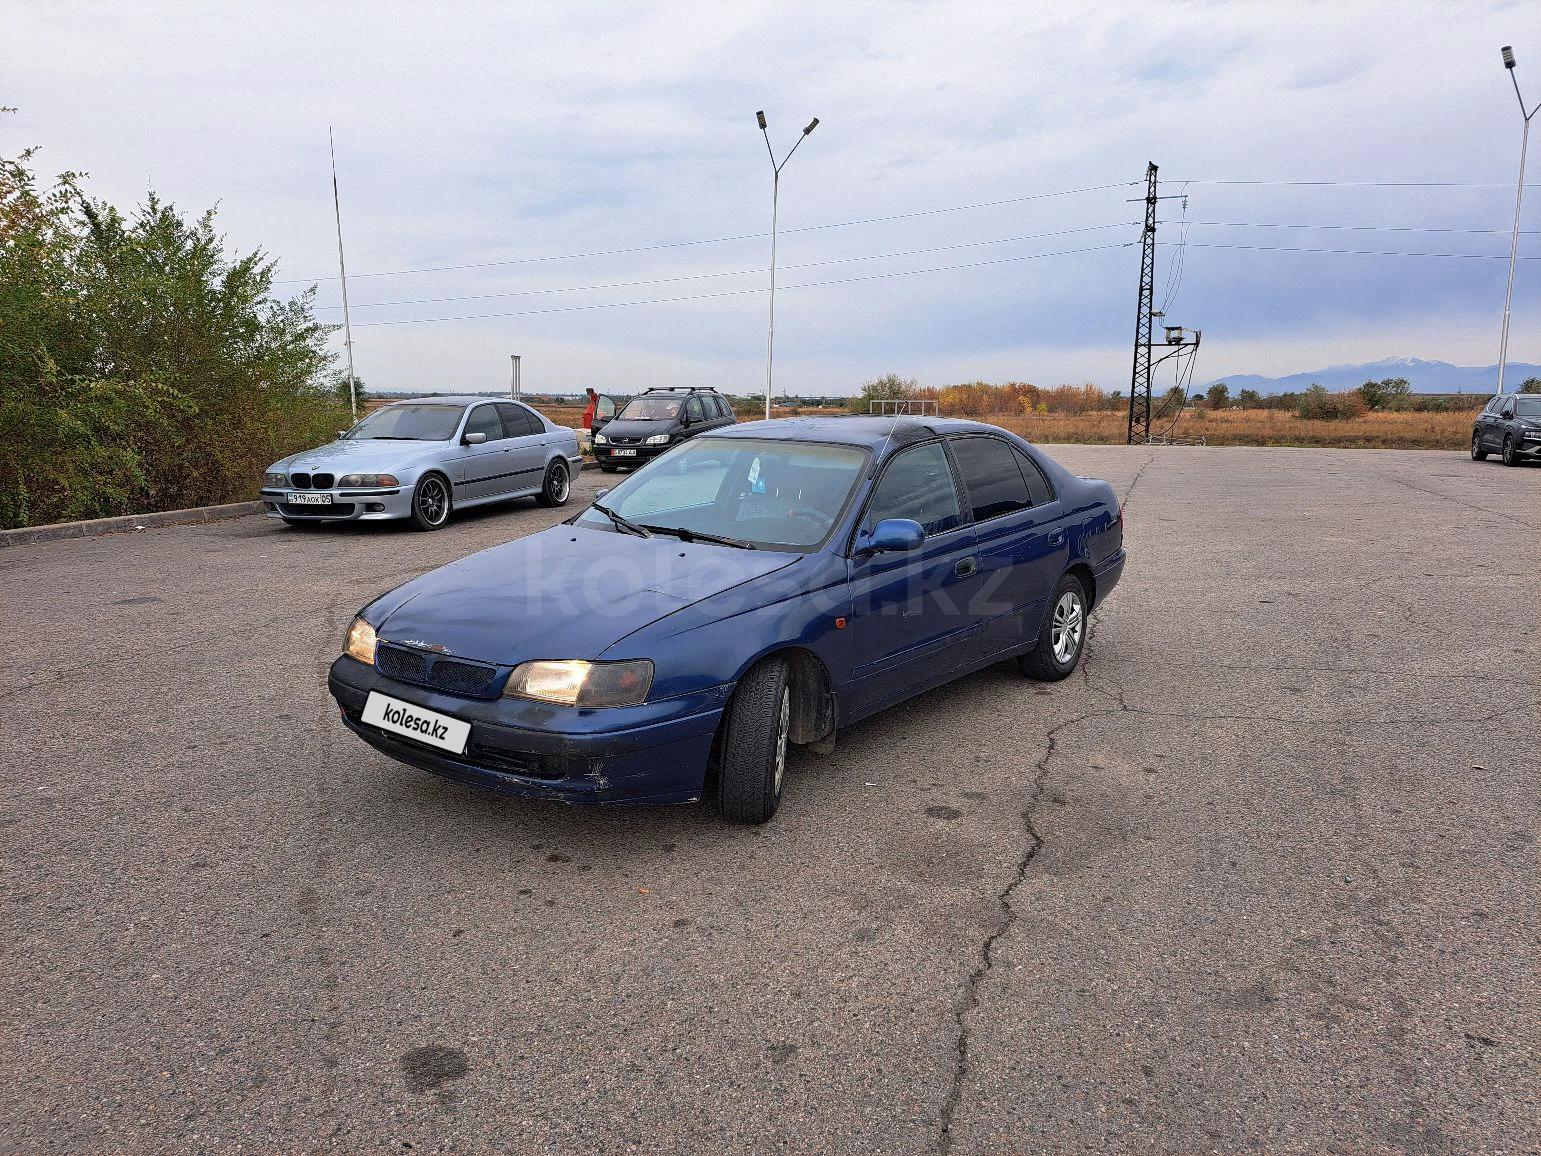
[1472,393,1541,466]
[593,387,738,472]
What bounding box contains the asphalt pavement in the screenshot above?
[2,448,1537,1154]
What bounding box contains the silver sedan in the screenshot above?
[261,396,582,530]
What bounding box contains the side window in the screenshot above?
[463,405,504,442]
[1501,400,1516,419]
[496,403,538,437]
[686,396,705,423]
[1013,446,1055,506]
[951,436,1032,521]
[708,396,726,419]
[863,442,962,536]
[597,396,616,419]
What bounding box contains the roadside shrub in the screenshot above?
[1296,384,1367,421]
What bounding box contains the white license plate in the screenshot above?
[287,492,333,505]
[361,691,470,755]
[613,448,637,457]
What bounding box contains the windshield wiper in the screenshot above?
[592,501,652,538]
[640,524,757,550]
[367,435,419,440]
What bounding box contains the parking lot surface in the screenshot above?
[3,448,1537,1154]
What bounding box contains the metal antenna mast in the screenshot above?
[329,127,358,421]
[1127,163,1158,445]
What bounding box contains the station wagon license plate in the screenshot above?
[361,691,470,755]
[287,492,333,505]
[613,448,637,457]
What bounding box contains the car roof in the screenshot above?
[377,396,530,407]
[640,386,721,394]
[705,415,1008,449]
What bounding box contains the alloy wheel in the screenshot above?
[416,477,449,526]
[1051,590,1084,665]
[772,687,790,794]
[551,463,570,503]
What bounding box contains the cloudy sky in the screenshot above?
[6,0,1539,395]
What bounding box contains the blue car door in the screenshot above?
[946,435,1071,660]
[844,441,979,715]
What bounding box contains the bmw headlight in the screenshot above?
[338,473,400,487]
[594,433,609,445]
[503,659,653,707]
[345,617,377,665]
[264,471,288,487]
[643,434,670,446]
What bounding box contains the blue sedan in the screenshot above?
[328,417,1125,823]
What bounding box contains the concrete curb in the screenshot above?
[0,501,262,548]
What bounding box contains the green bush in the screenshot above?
[0,146,348,528]
[1296,383,1367,421]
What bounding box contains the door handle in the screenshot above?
[954,557,978,578]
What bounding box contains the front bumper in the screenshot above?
[328,656,727,806]
[260,486,412,522]
[592,441,671,467]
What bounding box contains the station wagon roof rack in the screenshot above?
[640,385,721,394]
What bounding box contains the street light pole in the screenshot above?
[1497,45,1539,396]
[510,354,521,400]
[757,111,819,421]
[329,127,358,420]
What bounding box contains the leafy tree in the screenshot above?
[0,142,347,527]
[1237,388,1262,408]
[1206,382,1230,409]
[849,372,917,413]
[1358,377,1411,410]
[1520,377,1541,394]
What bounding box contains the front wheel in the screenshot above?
[1471,431,1488,461]
[409,473,452,530]
[1018,573,1088,682]
[716,658,791,824]
[536,460,571,507]
[1503,435,1521,467]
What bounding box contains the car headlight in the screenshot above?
[345,617,377,665]
[643,434,670,446]
[503,659,653,707]
[265,471,288,487]
[594,433,609,445]
[338,473,400,487]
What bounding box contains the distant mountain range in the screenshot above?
[1199,357,1541,396]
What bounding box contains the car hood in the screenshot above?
[272,438,448,473]
[600,418,676,439]
[365,526,800,666]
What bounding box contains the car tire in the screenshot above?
[1018,572,1088,682]
[1503,434,1521,467]
[716,657,791,825]
[536,460,571,507]
[1471,431,1488,461]
[409,472,453,530]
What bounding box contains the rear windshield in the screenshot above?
[1515,396,1541,417]
[617,397,682,421]
[346,404,464,441]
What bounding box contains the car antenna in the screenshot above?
[873,409,902,472]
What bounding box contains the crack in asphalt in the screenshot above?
[935,707,1113,1154]
[1385,473,1539,529]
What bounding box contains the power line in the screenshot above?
[319,221,1141,311]
[1157,240,1541,260]
[351,241,1134,328]
[1168,178,1541,188]
[276,180,1139,285]
[1181,219,1541,236]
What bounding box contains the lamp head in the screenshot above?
[803,117,820,135]
[756,110,768,130]
[1502,45,1516,69]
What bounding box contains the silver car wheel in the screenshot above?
[772,686,790,794]
[416,476,449,526]
[550,463,570,503]
[1051,590,1084,665]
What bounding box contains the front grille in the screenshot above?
[311,472,335,489]
[376,643,503,699]
[279,502,355,518]
[289,472,312,489]
[610,436,639,445]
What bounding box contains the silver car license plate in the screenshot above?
[287,492,333,505]
[613,449,637,457]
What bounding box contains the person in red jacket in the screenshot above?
[582,387,599,431]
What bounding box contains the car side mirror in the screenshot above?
[463,431,487,445]
[854,518,925,557]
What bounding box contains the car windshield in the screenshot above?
[1514,396,1541,417]
[577,437,868,550]
[617,396,682,421]
[346,404,464,441]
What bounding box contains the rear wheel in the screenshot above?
[1471,431,1488,461]
[1018,573,1087,682]
[536,460,571,507]
[716,658,791,824]
[1503,434,1521,467]
[410,473,452,530]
